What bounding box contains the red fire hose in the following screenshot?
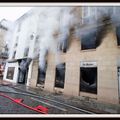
[0,93,48,114]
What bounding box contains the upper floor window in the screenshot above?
[12,51,16,59]
[24,47,29,57]
[57,40,67,53]
[81,29,97,50]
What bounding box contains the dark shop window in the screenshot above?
[55,63,65,88]
[116,26,120,46]
[37,62,47,85]
[6,67,15,80]
[80,67,97,94]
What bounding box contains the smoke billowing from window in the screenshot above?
[9,7,120,70]
[76,7,120,50]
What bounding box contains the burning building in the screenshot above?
[3,6,120,104]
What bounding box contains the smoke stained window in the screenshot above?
[116,26,120,46]
[80,25,105,50]
[57,40,67,53]
[80,67,97,94]
[55,63,65,88]
[81,31,97,50]
[37,62,47,85]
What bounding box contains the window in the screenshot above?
[37,62,47,85]
[12,51,16,59]
[80,67,97,94]
[57,40,67,53]
[24,47,29,57]
[81,29,97,50]
[55,63,65,88]
[6,67,15,80]
[81,24,105,50]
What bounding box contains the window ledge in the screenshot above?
[80,49,96,52]
[80,91,97,99]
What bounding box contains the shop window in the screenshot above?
[6,67,15,80]
[55,63,65,88]
[116,26,120,46]
[80,67,97,94]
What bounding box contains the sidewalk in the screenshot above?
[0,80,120,114]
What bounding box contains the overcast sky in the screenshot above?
[0,7,32,22]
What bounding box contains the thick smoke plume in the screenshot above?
[30,7,77,70]
[1,19,15,57]
[10,7,120,71]
[31,7,120,70]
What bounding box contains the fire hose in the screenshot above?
[0,93,48,114]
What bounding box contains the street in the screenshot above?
[0,80,104,114]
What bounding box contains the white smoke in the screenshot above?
[31,7,77,70]
[1,19,15,56]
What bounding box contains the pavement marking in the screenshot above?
[31,97,67,112]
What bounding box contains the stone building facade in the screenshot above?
[3,6,120,104]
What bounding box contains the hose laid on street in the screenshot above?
[0,92,48,114]
[0,89,94,114]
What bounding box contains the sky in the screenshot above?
[0,7,33,22]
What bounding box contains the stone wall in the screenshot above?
[29,26,120,104]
